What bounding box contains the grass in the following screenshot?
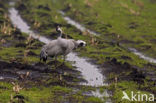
[0,82,14,103]
[0,81,69,103]
[0,0,155,102]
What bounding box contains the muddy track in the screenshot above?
[0,60,83,86]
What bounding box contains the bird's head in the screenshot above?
[56,25,62,34]
[76,40,86,47]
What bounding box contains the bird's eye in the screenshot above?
[79,42,84,46]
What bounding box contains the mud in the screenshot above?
[0,60,83,86]
[16,3,27,11]
[102,59,145,82]
[37,5,51,11]
[102,57,156,95]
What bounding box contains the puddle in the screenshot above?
[91,89,109,98]
[9,1,15,6]
[9,8,50,44]
[129,48,156,64]
[67,53,107,87]
[8,4,110,102]
[92,89,111,103]
[0,75,17,80]
[17,70,39,76]
[83,89,111,103]
[16,70,45,79]
[58,11,99,35]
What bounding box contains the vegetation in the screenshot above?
[0,0,155,102]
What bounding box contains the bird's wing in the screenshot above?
[46,40,57,49]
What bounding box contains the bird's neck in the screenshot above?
[72,40,79,49]
[57,32,62,38]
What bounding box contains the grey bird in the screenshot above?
[40,26,86,62]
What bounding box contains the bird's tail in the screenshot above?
[40,48,47,62]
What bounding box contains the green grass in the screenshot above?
[0,82,14,103]
[0,82,69,103]
[0,81,105,103]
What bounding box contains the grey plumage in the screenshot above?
[40,37,86,62]
[40,47,48,62]
[40,26,86,62]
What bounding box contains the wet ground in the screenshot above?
[0,60,83,86]
[0,0,156,103]
[6,1,112,102]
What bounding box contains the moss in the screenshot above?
[85,97,103,103]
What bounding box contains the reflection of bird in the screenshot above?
[40,26,86,62]
[122,91,130,101]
